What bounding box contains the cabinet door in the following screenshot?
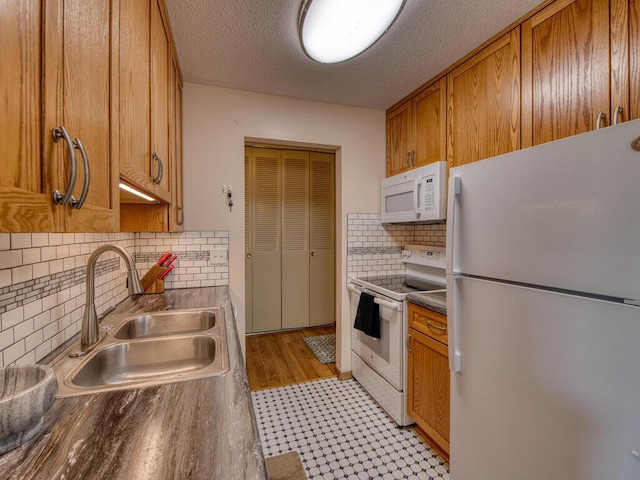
[0,0,55,232]
[169,59,184,232]
[119,0,153,195]
[44,0,117,232]
[408,328,450,458]
[447,29,521,167]
[413,78,447,168]
[521,0,610,147]
[386,101,413,176]
[150,0,171,199]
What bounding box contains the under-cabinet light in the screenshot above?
[299,0,405,64]
[119,183,155,202]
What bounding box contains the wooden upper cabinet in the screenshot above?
[119,0,173,204]
[1,0,117,232]
[413,78,447,169]
[150,0,171,198]
[386,101,413,176]
[119,0,155,198]
[521,0,611,147]
[44,0,117,232]
[447,28,521,168]
[0,0,54,232]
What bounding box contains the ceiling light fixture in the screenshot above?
[299,0,406,64]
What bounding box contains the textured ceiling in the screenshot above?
[165,0,542,110]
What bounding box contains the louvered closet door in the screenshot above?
[309,152,335,327]
[245,149,254,333]
[281,151,310,329]
[250,148,282,332]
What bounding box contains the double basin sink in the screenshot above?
[52,308,229,397]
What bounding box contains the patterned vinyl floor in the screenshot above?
[252,377,450,480]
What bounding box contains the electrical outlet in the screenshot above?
[209,248,228,265]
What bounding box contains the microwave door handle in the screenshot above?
[414,177,424,214]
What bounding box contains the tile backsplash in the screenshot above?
[346,213,446,277]
[0,231,228,367]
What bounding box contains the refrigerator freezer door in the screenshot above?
[446,118,640,300]
[450,276,640,480]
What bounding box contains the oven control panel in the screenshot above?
[402,245,446,269]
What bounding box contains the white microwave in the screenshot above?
[381,162,447,224]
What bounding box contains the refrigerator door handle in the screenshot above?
[447,176,462,275]
[447,274,463,372]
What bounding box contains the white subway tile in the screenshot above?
[34,311,51,330]
[0,270,11,288]
[3,341,25,365]
[24,299,43,320]
[0,250,22,269]
[0,235,10,251]
[14,319,34,341]
[35,341,52,362]
[0,329,14,350]
[16,350,36,366]
[2,306,24,330]
[49,233,63,246]
[11,233,31,249]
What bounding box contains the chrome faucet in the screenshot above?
[81,245,143,346]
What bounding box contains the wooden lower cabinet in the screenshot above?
[408,304,450,460]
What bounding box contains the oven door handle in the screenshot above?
[347,284,402,311]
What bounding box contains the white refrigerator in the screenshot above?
[446,119,640,480]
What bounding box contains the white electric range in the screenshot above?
[347,245,446,426]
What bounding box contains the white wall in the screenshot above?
[183,83,385,371]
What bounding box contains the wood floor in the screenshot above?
[246,325,337,391]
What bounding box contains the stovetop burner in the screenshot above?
[356,274,445,295]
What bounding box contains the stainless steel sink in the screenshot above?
[52,308,229,397]
[71,336,218,387]
[113,310,216,339]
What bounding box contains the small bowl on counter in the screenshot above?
[0,365,58,455]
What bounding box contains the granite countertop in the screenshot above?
[0,287,268,480]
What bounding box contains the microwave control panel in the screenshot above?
[420,175,437,213]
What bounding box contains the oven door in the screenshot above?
[348,284,404,390]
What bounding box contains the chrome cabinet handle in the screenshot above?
[596,112,606,130]
[152,152,164,184]
[411,151,416,167]
[613,106,624,126]
[406,152,410,167]
[51,126,78,206]
[70,138,90,209]
[427,320,447,332]
[176,205,184,225]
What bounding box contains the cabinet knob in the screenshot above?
[246,253,252,258]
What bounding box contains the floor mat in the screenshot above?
[302,334,335,364]
[252,377,449,480]
[265,451,308,480]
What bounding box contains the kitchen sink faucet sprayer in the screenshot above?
[81,245,143,347]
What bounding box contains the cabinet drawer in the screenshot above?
[409,303,448,345]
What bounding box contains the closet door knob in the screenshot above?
[246,253,252,258]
